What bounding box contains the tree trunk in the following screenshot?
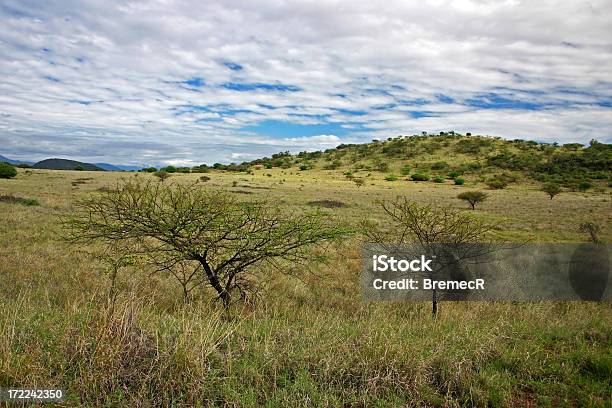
[432,288,438,317]
[196,255,231,308]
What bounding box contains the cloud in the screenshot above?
[0,0,610,165]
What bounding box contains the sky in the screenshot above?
[0,0,611,167]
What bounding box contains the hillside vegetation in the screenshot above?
[236,134,611,191]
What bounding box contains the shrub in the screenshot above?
[430,161,449,170]
[457,191,488,210]
[163,165,177,173]
[486,178,508,190]
[376,162,389,172]
[0,162,17,179]
[385,174,398,181]
[454,178,465,185]
[447,171,461,179]
[411,173,429,181]
[144,167,157,173]
[154,171,171,182]
[577,181,593,191]
[0,195,39,206]
[432,176,444,183]
[74,165,84,171]
[199,175,210,182]
[400,164,412,175]
[299,164,310,171]
[541,183,561,199]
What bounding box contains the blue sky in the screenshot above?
[0,0,611,166]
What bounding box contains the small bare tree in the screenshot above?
[579,222,601,244]
[457,191,488,210]
[364,198,498,316]
[65,179,348,308]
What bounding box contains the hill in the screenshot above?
[94,163,141,171]
[234,133,611,190]
[33,158,105,171]
[0,154,34,166]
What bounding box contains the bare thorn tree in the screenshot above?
[364,197,499,316]
[64,179,350,308]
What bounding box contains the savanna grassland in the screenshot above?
[1,135,611,407]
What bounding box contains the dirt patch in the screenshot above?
[307,199,348,208]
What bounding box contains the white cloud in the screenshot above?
[0,0,610,165]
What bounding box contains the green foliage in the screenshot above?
[486,178,508,190]
[400,164,412,175]
[0,162,18,179]
[430,161,449,170]
[577,181,593,191]
[447,171,461,179]
[74,165,84,171]
[144,167,157,173]
[541,183,562,199]
[384,174,398,181]
[457,191,488,210]
[454,178,465,185]
[323,160,342,170]
[154,171,171,181]
[411,173,429,181]
[375,161,389,172]
[66,179,350,308]
[0,195,39,206]
[162,165,177,173]
[432,176,444,183]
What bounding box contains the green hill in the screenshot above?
[235,133,611,190]
[33,158,105,171]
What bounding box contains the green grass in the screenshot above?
[0,168,610,407]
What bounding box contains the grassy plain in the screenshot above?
[0,167,611,407]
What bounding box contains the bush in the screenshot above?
[411,173,429,181]
[199,175,210,182]
[299,164,310,171]
[447,171,461,179]
[430,161,449,170]
[454,178,465,185]
[486,178,508,189]
[154,171,171,182]
[432,176,444,183]
[0,195,39,206]
[577,181,593,191]
[385,174,399,181]
[541,183,561,199]
[0,162,18,179]
[163,165,177,173]
[400,164,412,175]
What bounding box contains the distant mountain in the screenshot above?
[0,154,34,166]
[33,158,105,171]
[94,163,141,171]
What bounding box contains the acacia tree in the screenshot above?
[65,179,349,308]
[457,191,488,210]
[541,183,562,199]
[364,198,498,316]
